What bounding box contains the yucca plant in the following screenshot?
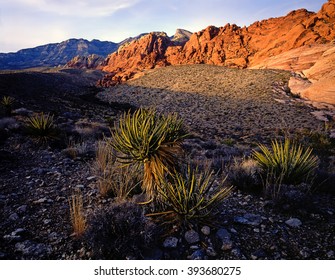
[252,138,319,185]
[148,166,233,226]
[25,112,59,143]
[1,96,15,115]
[109,108,187,199]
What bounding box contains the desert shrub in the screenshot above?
[68,190,87,237]
[109,108,187,199]
[92,141,142,198]
[85,201,159,259]
[63,138,95,160]
[252,138,319,185]
[295,128,335,154]
[1,96,15,116]
[25,112,59,144]
[74,119,109,140]
[229,158,262,193]
[149,165,233,227]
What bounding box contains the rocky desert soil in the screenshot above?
[0,66,334,260]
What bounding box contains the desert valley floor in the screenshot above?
[0,65,334,259]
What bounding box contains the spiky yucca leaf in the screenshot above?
[109,108,187,198]
[25,113,59,143]
[252,138,319,185]
[1,96,15,107]
[1,96,15,115]
[150,166,233,225]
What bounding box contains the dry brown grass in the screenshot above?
[92,140,141,198]
[69,190,87,237]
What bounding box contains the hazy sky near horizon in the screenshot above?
[0,0,326,53]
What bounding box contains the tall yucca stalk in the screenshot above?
[252,138,319,185]
[109,108,187,198]
[150,166,233,225]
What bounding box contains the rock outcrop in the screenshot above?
[65,54,105,69]
[171,29,193,45]
[288,44,335,104]
[99,32,175,86]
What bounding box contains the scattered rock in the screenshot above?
[201,226,211,236]
[216,228,231,241]
[163,237,179,248]
[190,249,206,260]
[285,218,302,228]
[184,230,200,244]
[15,240,52,258]
[33,198,48,204]
[234,213,263,226]
[251,249,267,260]
[11,228,28,237]
[327,251,334,258]
[216,228,233,251]
[86,176,96,181]
[9,212,19,221]
[206,246,217,257]
[17,205,28,214]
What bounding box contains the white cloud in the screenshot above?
[5,0,140,17]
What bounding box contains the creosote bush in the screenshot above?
[229,158,262,193]
[85,201,159,259]
[252,138,319,185]
[109,108,187,199]
[149,165,233,226]
[25,112,59,144]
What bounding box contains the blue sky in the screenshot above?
[0,0,326,53]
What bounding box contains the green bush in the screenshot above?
[150,165,232,226]
[252,138,319,185]
[109,108,187,199]
[25,113,59,143]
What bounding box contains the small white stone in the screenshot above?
[285,218,302,228]
[201,226,211,236]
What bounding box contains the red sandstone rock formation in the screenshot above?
[99,32,173,86]
[99,0,335,91]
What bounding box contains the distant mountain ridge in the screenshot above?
[0,39,118,70]
[0,29,193,71]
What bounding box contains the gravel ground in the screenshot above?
[0,66,334,260]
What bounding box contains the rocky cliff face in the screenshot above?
[171,29,193,45]
[0,39,118,70]
[168,1,335,68]
[99,32,175,86]
[99,0,335,89]
[65,54,105,69]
